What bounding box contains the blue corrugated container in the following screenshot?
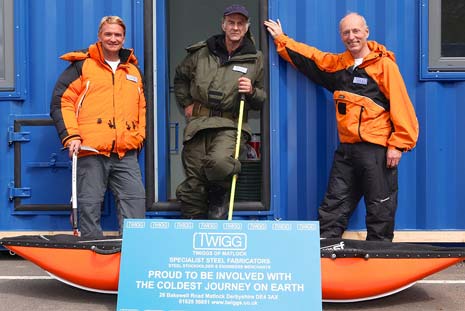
[267,0,465,240]
[0,0,464,242]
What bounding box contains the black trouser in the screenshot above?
[318,143,398,241]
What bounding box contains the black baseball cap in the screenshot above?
[223,4,249,19]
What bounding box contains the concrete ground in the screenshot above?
[0,252,464,311]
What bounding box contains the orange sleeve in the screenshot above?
[382,60,419,151]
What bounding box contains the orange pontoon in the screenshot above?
[1,235,464,301]
[320,238,465,302]
[0,235,121,294]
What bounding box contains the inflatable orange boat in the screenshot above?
[0,235,121,294]
[1,235,464,301]
[320,238,465,302]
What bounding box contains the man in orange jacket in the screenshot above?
[265,13,419,241]
[50,16,146,238]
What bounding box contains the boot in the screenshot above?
[207,184,230,220]
[178,200,207,219]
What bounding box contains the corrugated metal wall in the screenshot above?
[268,0,465,230]
[27,0,144,115]
[2,0,464,233]
[0,0,144,232]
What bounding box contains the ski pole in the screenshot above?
[71,151,79,236]
[68,145,98,236]
[228,93,246,221]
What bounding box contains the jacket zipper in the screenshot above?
[358,106,365,141]
[112,73,117,153]
[75,80,90,118]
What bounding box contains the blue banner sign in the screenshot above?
[117,220,321,311]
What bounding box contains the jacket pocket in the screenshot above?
[334,91,391,144]
[121,131,144,150]
[207,90,224,108]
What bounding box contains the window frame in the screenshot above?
[0,0,14,91]
[149,0,271,216]
[420,0,465,80]
[0,0,26,99]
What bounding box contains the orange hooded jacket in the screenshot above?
[50,42,146,158]
[274,35,418,152]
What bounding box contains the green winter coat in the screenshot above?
[174,34,266,142]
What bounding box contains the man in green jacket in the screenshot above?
[174,4,266,219]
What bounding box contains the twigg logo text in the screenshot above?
[193,233,247,250]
